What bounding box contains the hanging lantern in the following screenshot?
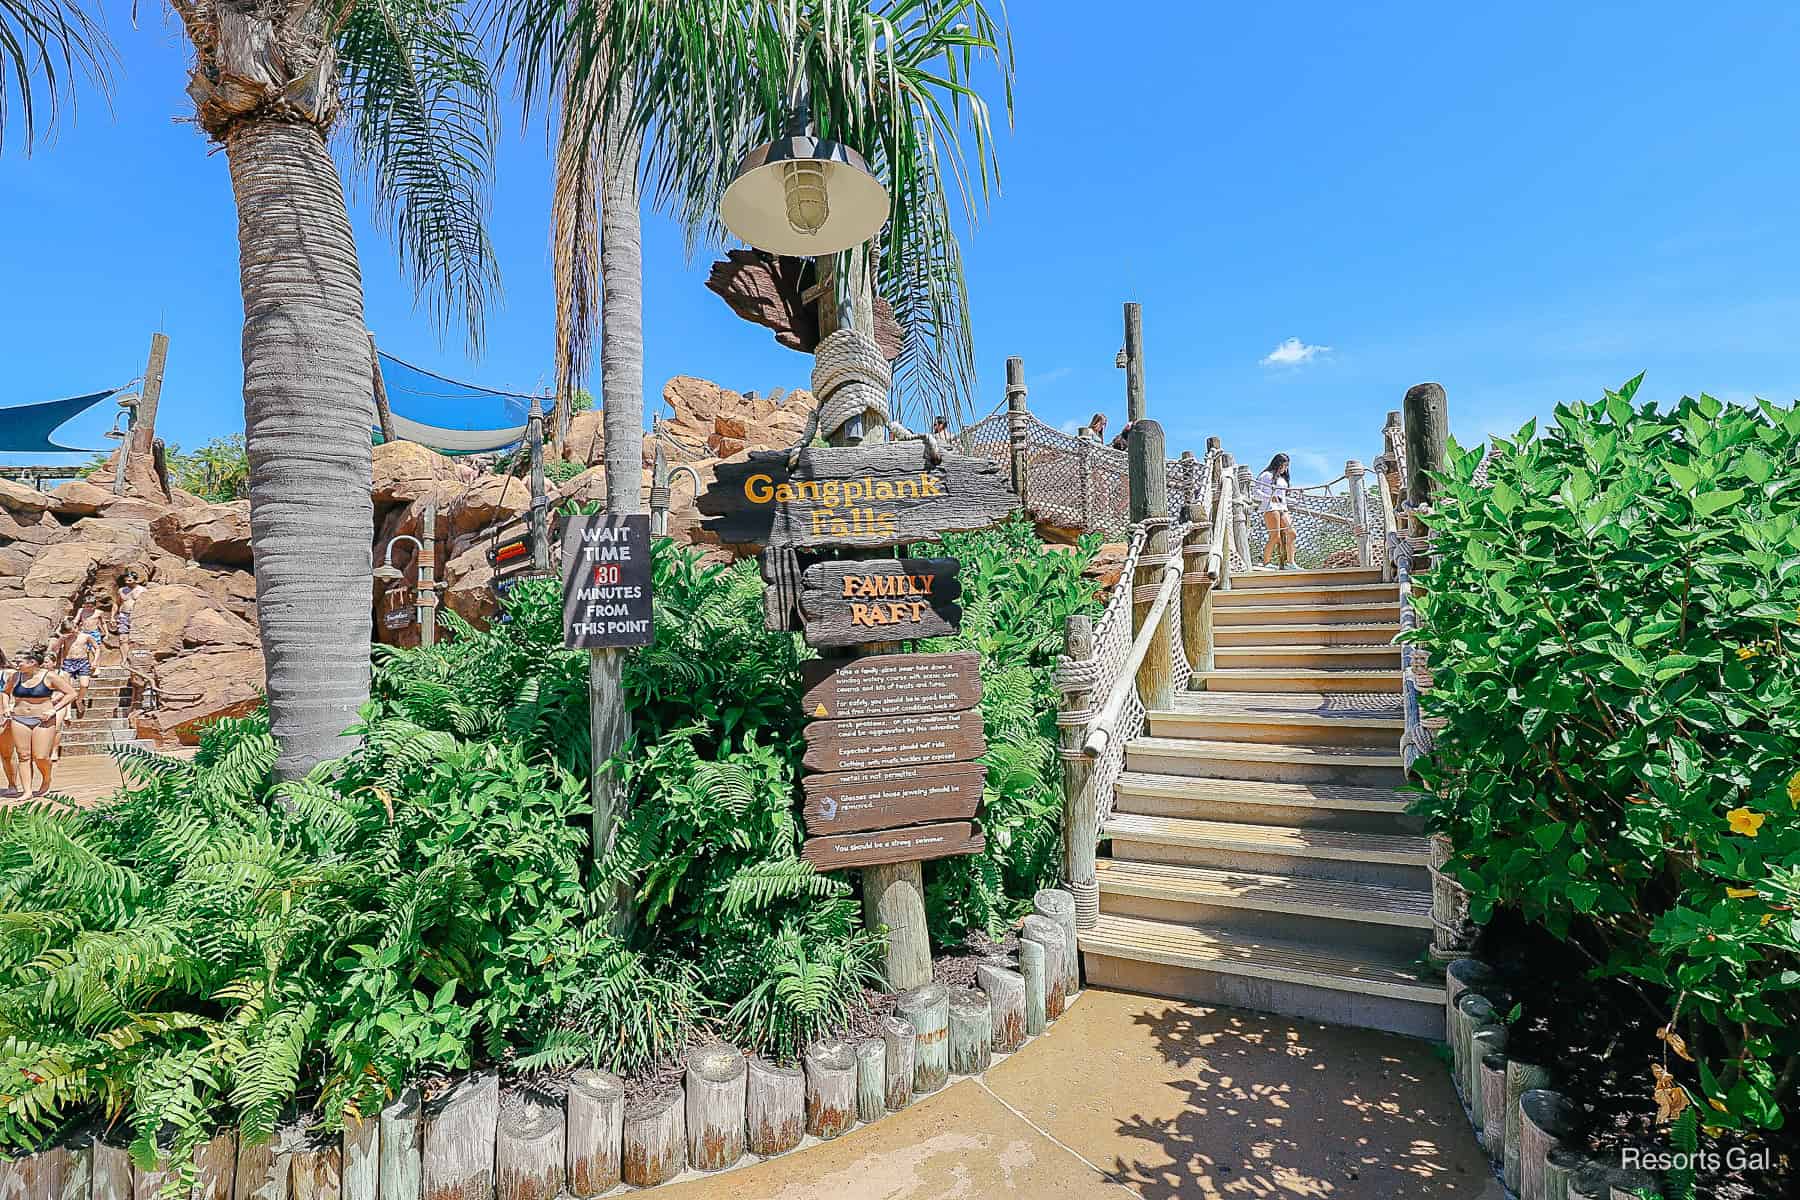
[720,108,889,256]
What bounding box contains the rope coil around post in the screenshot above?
[810,328,893,436]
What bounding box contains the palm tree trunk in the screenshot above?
[225,117,375,779]
[600,112,644,512]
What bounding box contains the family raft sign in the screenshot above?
[560,514,653,649]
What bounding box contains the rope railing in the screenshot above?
[1082,519,1193,762]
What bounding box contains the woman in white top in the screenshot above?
[1256,453,1298,570]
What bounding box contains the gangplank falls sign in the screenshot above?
[798,652,987,871]
[696,443,1016,551]
[799,558,962,647]
[560,514,653,649]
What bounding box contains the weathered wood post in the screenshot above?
[855,1038,887,1124]
[1123,302,1145,423]
[1403,382,1449,512]
[377,1090,420,1200]
[1020,936,1049,1035]
[289,1141,339,1200]
[368,333,396,446]
[565,1071,623,1196]
[684,1043,747,1172]
[1033,889,1080,999]
[648,440,670,538]
[1454,992,1496,1101]
[420,1071,496,1200]
[745,1058,804,1157]
[1345,459,1372,567]
[341,1117,377,1200]
[120,331,170,497]
[897,982,950,1094]
[1077,430,1096,531]
[976,963,1027,1052]
[1056,615,1099,930]
[496,1093,564,1200]
[1181,503,1214,688]
[418,500,439,648]
[1129,420,1175,714]
[948,987,994,1075]
[1429,834,1476,968]
[1006,357,1030,508]
[1020,914,1068,1020]
[1468,1023,1508,1129]
[528,398,549,573]
[1505,1059,1554,1192]
[1520,1090,1579,1200]
[1233,461,1256,572]
[620,1089,684,1187]
[1480,1053,1509,1161]
[803,1039,858,1139]
[881,1015,916,1112]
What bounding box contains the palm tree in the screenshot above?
[0,0,110,152]
[9,0,500,778]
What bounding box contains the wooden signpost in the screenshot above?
[798,559,961,648]
[697,444,1014,551]
[800,651,982,720]
[561,514,653,649]
[802,822,984,871]
[802,709,985,773]
[802,762,986,836]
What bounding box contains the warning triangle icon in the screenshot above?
[814,703,829,718]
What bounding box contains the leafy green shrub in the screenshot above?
[1412,377,1800,1131]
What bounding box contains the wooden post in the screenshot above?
[368,333,396,445]
[1468,1023,1507,1129]
[418,499,439,648]
[1607,1168,1661,1200]
[1345,459,1372,567]
[1403,382,1449,510]
[1057,615,1099,931]
[649,440,670,538]
[1033,889,1079,998]
[289,1143,340,1200]
[881,1015,916,1112]
[566,1071,624,1194]
[1444,958,1496,1077]
[420,1070,497,1200]
[1005,357,1029,507]
[684,1044,747,1172]
[1233,462,1255,575]
[745,1058,804,1157]
[1454,993,1496,1102]
[1479,1053,1509,1162]
[855,1038,887,1125]
[1123,302,1145,423]
[377,1089,421,1200]
[803,1040,857,1139]
[1567,1164,1616,1200]
[1021,915,1068,1020]
[495,1094,563,1200]
[1129,419,1175,714]
[1429,834,1476,968]
[1545,1147,1590,1200]
[1520,1090,1579,1200]
[1020,937,1049,1035]
[528,399,549,573]
[231,1140,288,1200]
[976,964,1027,1052]
[1505,1060,1554,1193]
[948,987,993,1075]
[896,982,949,1094]
[620,1090,684,1188]
[60,1142,91,1200]
[863,859,932,993]
[92,1143,130,1200]
[341,1118,377,1200]
[1077,432,1095,531]
[1181,504,1213,689]
[129,332,170,490]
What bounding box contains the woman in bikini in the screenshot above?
[6,646,80,802]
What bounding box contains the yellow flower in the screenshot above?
[1788,770,1800,809]
[1726,887,1759,899]
[1709,1097,1729,1114]
[1763,913,1777,926]
[1737,645,1760,661]
[1727,807,1765,837]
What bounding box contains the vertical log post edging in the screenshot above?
[1019,915,1068,1021]
[1055,616,1100,930]
[494,1094,563,1200]
[1567,1163,1615,1200]
[1127,420,1175,715]
[340,1119,377,1200]
[1454,993,1497,1103]
[290,1139,341,1200]
[92,1143,131,1200]
[1479,1053,1509,1163]
[565,1071,623,1197]
[421,1070,497,1200]
[1520,1090,1580,1200]
[976,964,1027,1054]
[1429,835,1477,970]
[1545,1146,1591,1200]
[745,1058,804,1158]
[1467,1023,1508,1132]
[1505,1060,1555,1193]
[880,1016,916,1113]
[1402,381,1450,513]
[231,1138,288,1200]
[896,982,950,1095]
[1032,889,1080,999]
[947,987,994,1076]
[683,1043,747,1173]
[620,1090,684,1188]
[802,1040,857,1140]
[1020,938,1049,1036]
[854,1039,887,1126]
[1444,959,1496,1094]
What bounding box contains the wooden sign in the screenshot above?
[798,558,961,647]
[800,652,983,721]
[801,709,986,774]
[801,761,985,836]
[560,514,653,649]
[801,821,987,871]
[696,443,1016,551]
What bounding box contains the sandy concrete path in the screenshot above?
[656,988,1499,1199]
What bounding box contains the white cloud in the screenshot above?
[1259,337,1331,367]
[1058,418,1084,435]
[1033,366,1074,386]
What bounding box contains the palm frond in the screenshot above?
[0,0,110,154]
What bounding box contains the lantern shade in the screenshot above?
[720,133,890,256]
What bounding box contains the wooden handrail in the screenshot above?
[1084,530,1186,761]
[1204,470,1234,582]
[1377,469,1400,582]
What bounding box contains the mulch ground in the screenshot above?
[1476,912,1794,1200]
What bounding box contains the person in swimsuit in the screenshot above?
[0,649,19,798]
[5,647,79,802]
[116,570,145,673]
[59,593,107,718]
[1255,453,1298,570]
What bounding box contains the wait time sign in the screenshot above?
[560,514,653,649]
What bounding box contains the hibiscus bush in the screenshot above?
[1412,377,1800,1131]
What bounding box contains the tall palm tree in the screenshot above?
[10,0,500,778]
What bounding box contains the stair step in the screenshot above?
[1215,582,1399,608]
[1215,644,1400,671]
[1153,692,1402,749]
[1232,567,1387,588]
[1113,772,1416,833]
[1097,859,1433,927]
[1214,601,1401,627]
[1079,913,1445,1038]
[57,738,155,759]
[1127,736,1404,786]
[1197,667,1401,694]
[1104,813,1428,887]
[1214,622,1400,646]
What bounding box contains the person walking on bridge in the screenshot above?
[1256,453,1299,570]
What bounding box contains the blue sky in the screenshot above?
[5,3,1800,484]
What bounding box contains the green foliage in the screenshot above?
[915,513,1106,943]
[169,435,250,503]
[1412,377,1800,1131]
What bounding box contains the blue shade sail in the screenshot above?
[375,351,554,455]
[0,389,116,454]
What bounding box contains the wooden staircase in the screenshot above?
[1079,566,1445,1038]
[58,668,155,759]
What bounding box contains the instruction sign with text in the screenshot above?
[561,513,654,649]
